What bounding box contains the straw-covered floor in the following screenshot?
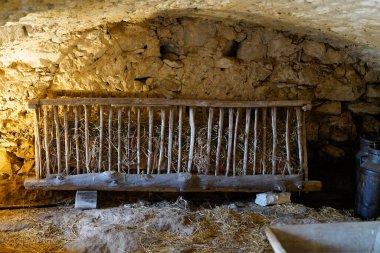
[0,199,357,253]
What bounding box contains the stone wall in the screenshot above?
[0,12,380,204]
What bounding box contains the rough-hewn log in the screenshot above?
[34,107,42,179]
[206,108,214,175]
[117,107,122,173]
[63,106,70,175]
[271,107,277,175]
[98,105,104,172]
[43,107,50,176]
[302,111,309,180]
[53,106,62,174]
[126,108,131,173]
[243,109,251,175]
[137,108,141,174]
[158,108,166,174]
[167,107,174,174]
[262,108,267,174]
[147,107,153,174]
[177,106,183,173]
[215,108,224,176]
[84,106,90,173]
[285,108,292,174]
[296,108,303,174]
[187,107,195,173]
[232,108,240,176]
[226,108,233,176]
[24,173,321,192]
[108,107,113,171]
[253,108,258,175]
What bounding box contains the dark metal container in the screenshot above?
[355,146,380,219]
[355,133,380,169]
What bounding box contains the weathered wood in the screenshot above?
[262,108,267,174]
[73,106,80,175]
[137,108,141,174]
[117,107,122,173]
[29,98,312,110]
[75,191,97,210]
[43,107,50,175]
[63,106,69,175]
[158,108,166,174]
[187,107,195,173]
[167,107,174,174]
[285,108,292,174]
[34,107,42,179]
[296,108,303,174]
[98,105,104,172]
[302,111,309,180]
[84,106,90,173]
[25,173,316,192]
[271,107,277,175]
[215,108,224,176]
[177,106,183,173]
[206,108,214,174]
[226,108,233,176]
[243,109,251,175]
[53,106,62,174]
[147,107,153,174]
[126,108,131,173]
[108,107,113,171]
[253,108,258,175]
[232,108,240,176]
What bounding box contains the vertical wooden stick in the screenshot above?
[262,108,267,174]
[73,106,79,175]
[232,109,240,176]
[177,106,183,173]
[302,111,309,181]
[226,108,233,176]
[285,108,292,174]
[137,108,141,174]
[108,106,113,171]
[98,106,103,172]
[187,107,195,173]
[215,108,224,176]
[117,107,122,173]
[84,105,90,173]
[126,108,131,173]
[34,107,42,179]
[147,107,153,174]
[296,108,303,175]
[158,108,166,174]
[243,108,251,175]
[253,108,258,175]
[206,108,214,175]
[54,106,62,174]
[271,107,277,175]
[167,107,173,174]
[43,107,50,176]
[63,106,69,175]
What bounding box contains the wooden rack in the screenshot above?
[25,98,321,192]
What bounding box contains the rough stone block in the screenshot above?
[323,145,345,158]
[214,57,234,69]
[255,192,291,206]
[302,40,326,61]
[314,102,341,115]
[348,102,380,115]
[366,85,380,98]
[236,41,267,61]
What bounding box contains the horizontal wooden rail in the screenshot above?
[28,98,312,110]
[24,172,321,192]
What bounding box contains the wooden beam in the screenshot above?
[24,173,321,192]
[226,108,233,176]
[63,106,70,175]
[28,98,312,110]
[167,107,174,174]
[262,108,267,174]
[285,108,292,174]
[206,108,214,175]
[215,108,224,176]
[243,108,251,175]
[147,107,153,174]
[271,107,277,175]
[177,106,183,173]
[117,107,122,173]
[98,105,104,172]
[108,106,113,171]
[53,106,62,174]
[232,108,240,176]
[253,108,258,175]
[34,107,42,179]
[187,107,195,173]
[73,106,80,175]
[137,108,141,174]
[158,108,166,174]
[84,105,90,173]
[43,107,50,176]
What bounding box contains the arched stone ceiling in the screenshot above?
[0,0,379,74]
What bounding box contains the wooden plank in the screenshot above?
[43,107,50,175]
[108,107,113,171]
[264,227,287,253]
[167,107,173,174]
[25,173,309,192]
[158,108,166,174]
[187,107,195,173]
[53,106,62,174]
[226,108,233,176]
[215,108,224,176]
[98,105,104,172]
[73,106,80,175]
[177,106,182,173]
[285,108,292,174]
[34,107,42,179]
[232,108,240,176]
[206,108,214,175]
[117,107,122,173]
[253,108,258,175]
[84,105,90,173]
[29,98,312,109]
[271,107,277,175]
[63,106,69,175]
[147,107,153,174]
[243,109,251,175]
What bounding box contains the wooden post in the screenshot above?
[84,105,90,173]
[158,109,166,174]
[126,108,131,173]
[137,108,141,174]
[285,108,292,174]
[34,107,42,179]
[302,111,309,180]
[206,108,214,175]
[232,109,240,176]
[243,109,251,175]
[262,108,267,174]
[167,107,173,174]
[177,106,183,173]
[215,108,224,176]
[271,107,277,175]
[253,108,258,175]
[63,106,69,175]
[98,106,103,172]
[117,107,122,173]
[108,107,113,171]
[43,107,50,175]
[147,107,153,174]
[296,108,303,175]
[187,107,195,173]
[53,106,62,174]
[73,106,79,175]
[226,108,233,176]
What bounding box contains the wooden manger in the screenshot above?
[25,97,321,192]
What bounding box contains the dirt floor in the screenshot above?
[0,196,359,253]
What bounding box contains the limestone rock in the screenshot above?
[325,47,344,64]
[365,68,380,83]
[366,85,380,98]
[323,145,345,158]
[315,75,364,101]
[267,33,298,59]
[362,115,380,133]
[269,63,297,83]
[297,65,321,86]
[236,41,267,61]
[314,102,341,115]
[302,40,326,61]
[163,59,183,68]
[214,57,234,69]
[0,149,12,175]
[348,102,380,115]
[182,19,216,47]
[255,192,291,206]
